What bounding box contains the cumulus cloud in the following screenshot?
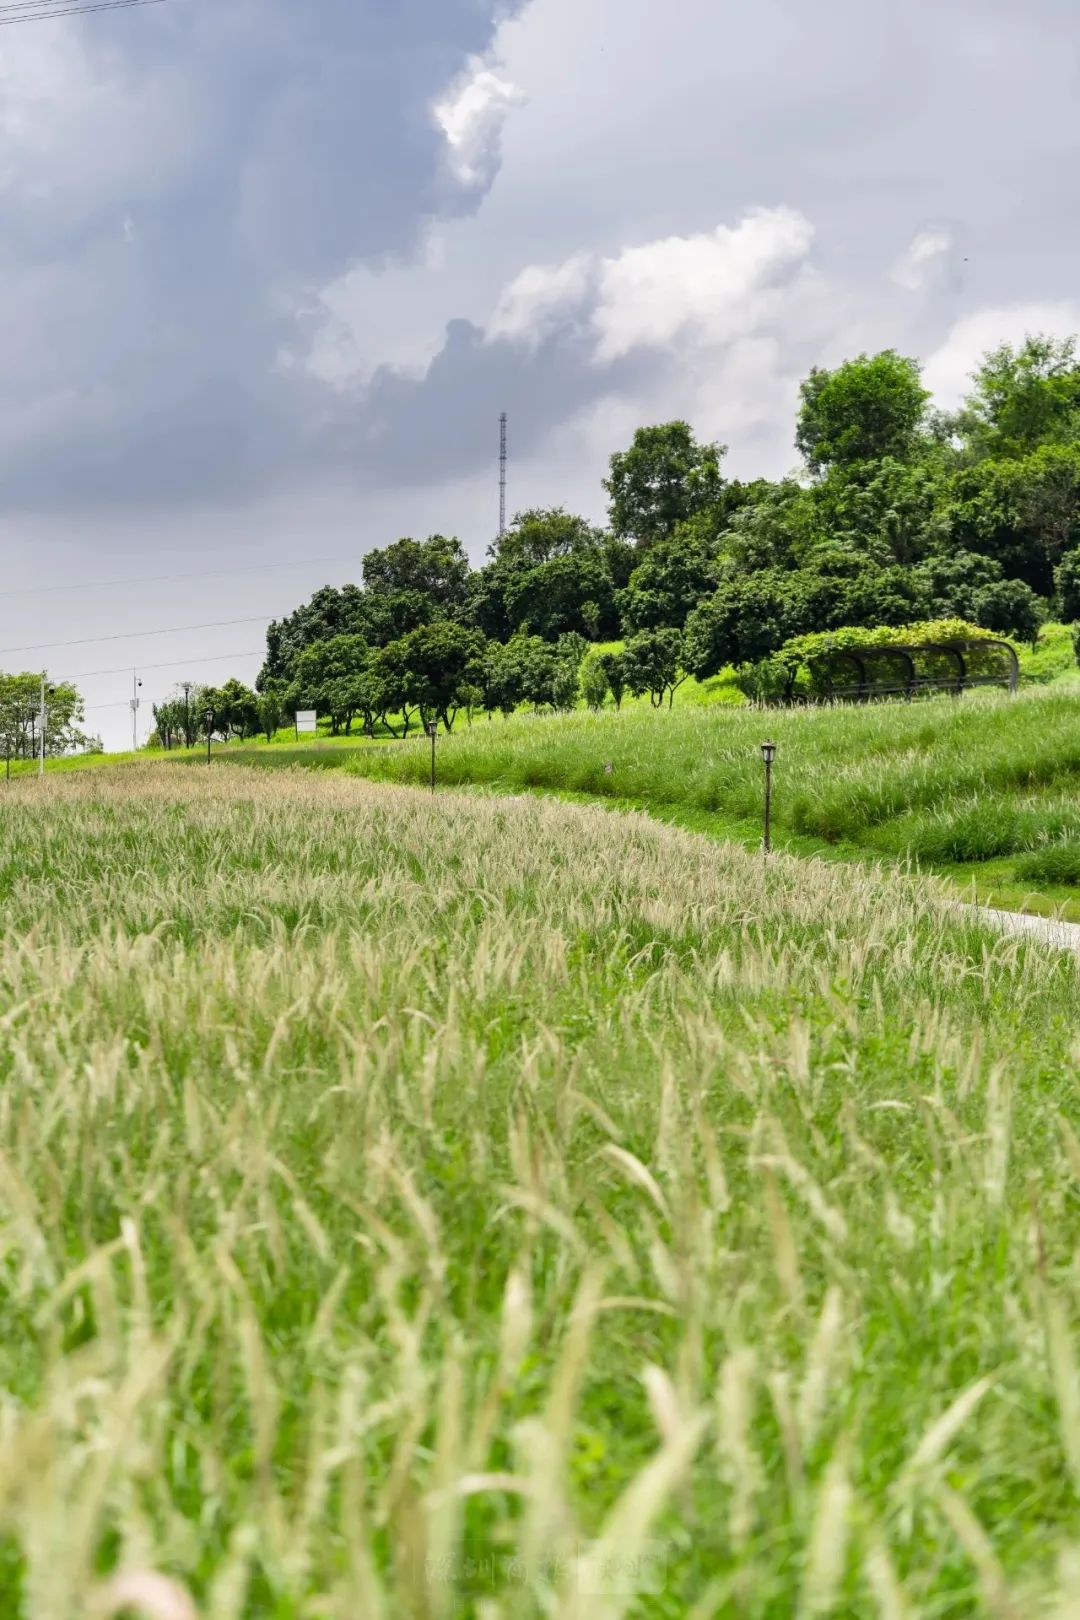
[433,55,524,187]
[891,229,954,292]
[486,208,816,363]
[924,301,1080,407]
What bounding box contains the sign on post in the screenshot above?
[295,710,317,736]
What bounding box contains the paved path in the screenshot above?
[965,904,1080,954]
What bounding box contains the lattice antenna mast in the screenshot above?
[499,412,508,538]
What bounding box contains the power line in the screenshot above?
[0,552,361,603]
[68,649,264,681]
[0,0,165,24]
[0,614,272,659]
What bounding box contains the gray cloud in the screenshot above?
[6,0,1080,751]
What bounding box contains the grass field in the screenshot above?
[2,764,1080,1615]
[199,683,1080,918]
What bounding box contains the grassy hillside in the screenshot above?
[2,764,1080,1614]
[208,682,1080,913]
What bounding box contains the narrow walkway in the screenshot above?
[968,904,1080,954]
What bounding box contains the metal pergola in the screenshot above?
[799,638,1020,705]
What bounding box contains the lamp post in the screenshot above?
[760,740,776,854]
[426,718,438,795]
[130,670,143,752]
[205,710,214,766]
[38,677,55,779]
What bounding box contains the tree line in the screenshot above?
[150,333,1080,741]
[0,675,93,774]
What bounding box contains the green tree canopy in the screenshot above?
[621,628,689,708]
[796,351,929,474]
[618,529,717,632]
[956,336,1080,460]
[604,422,726,547]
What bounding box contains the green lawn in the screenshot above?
[2,764,1080,1616]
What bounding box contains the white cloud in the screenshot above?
[433,54,523,188]
[924,302,1080,407]
[891,229,953,292]
[485,207,816,364]
[591,208,815,361]
[486,252,596,349]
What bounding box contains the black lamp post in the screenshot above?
[205,710,214,765]
[426,718,438,795]
[760,740,776,853]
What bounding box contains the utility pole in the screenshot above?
[38,674,46,778]
[499,412,508,539]
[130,670,143,752]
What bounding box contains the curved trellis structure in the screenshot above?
[812,638,1019,704]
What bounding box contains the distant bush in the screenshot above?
[1014,841,1080,887]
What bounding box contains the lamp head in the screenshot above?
[760,740,777,765]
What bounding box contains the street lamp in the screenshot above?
[205,710,214,765]
[426,718,438,795]
[760,740,776,854]
[39,678,55,778]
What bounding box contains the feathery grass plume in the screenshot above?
[0,765,1078,1612]
[799,1443,853,1618]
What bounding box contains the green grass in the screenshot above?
[3,764,1080,1616]
[187,682,1080,917]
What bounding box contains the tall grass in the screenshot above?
[1,766,1080,1614]
[214,684,1080,858]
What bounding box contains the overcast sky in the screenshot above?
[4,0,1080,748]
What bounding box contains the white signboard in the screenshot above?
[295,710,317,736]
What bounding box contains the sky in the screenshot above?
[3,0,1080,749]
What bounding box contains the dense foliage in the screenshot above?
[0,672,91,771]
[147,331,1080,734]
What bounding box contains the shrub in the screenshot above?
[1014,841,1080,887]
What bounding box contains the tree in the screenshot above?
[1055,547,1080,622]
[479,639,528,718]
[0,673,86,773]
[256,681,287,743]
[622,628,689,708]
[504,550,617,641]
[290,634,370,735]
[392,622,488,731]
[474,510,620,642]
[947,443,1080,593]
[551,633,587,710]
[796,351,929,473]
[580,652,610,711]
[261,584,371,685]
[618,529,717,632]
[717,480,819,573]
[489,508,603,568]
[971,578,1044,646]
[812,455,948,565]
[597,651,627,710]
[913,550,1005,621]
[363,535,470,621]
[605,422,726,547]
[956,335,1080,460]
[684,573,807,676]
[216,678,260,741]
[369,641,422,737]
